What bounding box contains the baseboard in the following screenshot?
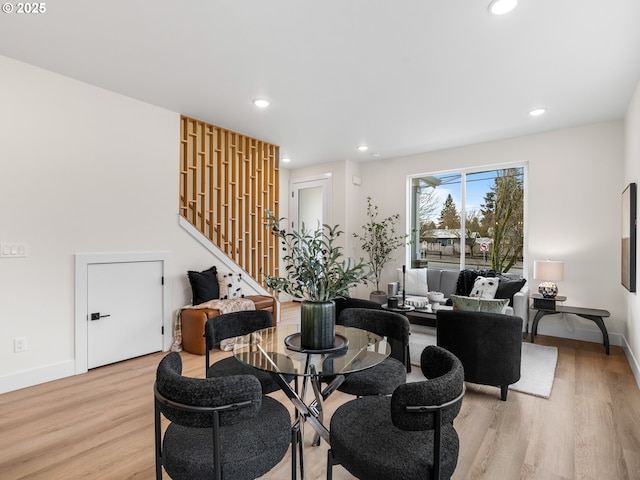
[0,360,75,394]
[621,337,640,390]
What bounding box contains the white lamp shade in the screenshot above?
[533,260,564,281]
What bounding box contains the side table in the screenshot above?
[530,304,610,355]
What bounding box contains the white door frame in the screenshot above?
[74,252,171,374]
[290,174,333,230]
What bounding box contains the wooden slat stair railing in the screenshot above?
[179,115,280,286]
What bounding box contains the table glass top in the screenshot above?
[232,324,390,377]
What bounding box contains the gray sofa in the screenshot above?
[399,268,529,330]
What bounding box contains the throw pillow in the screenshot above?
[187,266,219,305]
[495,277,527,306]
[469,276,499,299]
[398,267,428,296]
[218,271,244,299]
[455,269,498,296]
[451,294,509,314]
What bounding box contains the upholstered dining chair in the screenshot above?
[335,297,412,373]
[436,309,522,401]
[327,345,465,480]
[154,352,292,480]
[204,310,295,394]
[334,308,410,396]
[334,296,382,318]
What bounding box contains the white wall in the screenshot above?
[624,79,640,383]
[0,56,255,391]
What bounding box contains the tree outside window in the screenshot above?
[410,167,524,274]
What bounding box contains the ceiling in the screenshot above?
[1,0,640,168]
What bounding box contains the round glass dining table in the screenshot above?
[232,324,390,378]
[233,323,391,480]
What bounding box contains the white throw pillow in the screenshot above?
[218,272,243,299]
[398,268,428,296]
[469,276,499,299]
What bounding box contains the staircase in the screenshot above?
[179,115,280,291]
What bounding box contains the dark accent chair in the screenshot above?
[204,310,294,394]
[436,309,522,401]
[335,308,410,396]
[334,297,416,372]
[154,352,292,480]
[327,345,465,480]
[334,297,382,318]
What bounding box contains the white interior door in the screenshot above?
[87,261,163,369]
[290,176,332,233]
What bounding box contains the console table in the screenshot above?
[530,304,610,354]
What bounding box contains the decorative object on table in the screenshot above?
[353,196,412,304]
[533,259,564,298]
[387,281,399,298]
[401,264,407,307]
[531,293,566,311]
[427,291,445,303]
[622,182,637,292]
[263,210,369,350]
[387,296,399,308]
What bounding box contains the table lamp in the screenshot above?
[533,260,564,298]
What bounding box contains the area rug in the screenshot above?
[408,328,558,398]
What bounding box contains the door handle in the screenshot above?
[90,312,111,321]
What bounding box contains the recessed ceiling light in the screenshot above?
[253,99,270,108]
[357,145,369,152]
[281,157,291,163]
[529,108,546,117]
[488,0,518,15]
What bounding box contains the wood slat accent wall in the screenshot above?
[179,115,279,285]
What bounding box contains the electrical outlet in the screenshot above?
[14,337,27,353]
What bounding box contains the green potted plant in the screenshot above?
[354,197,412,304]
[263,211,370,349]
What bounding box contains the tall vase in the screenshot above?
[300,300,336,350]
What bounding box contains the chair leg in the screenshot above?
[291,423,299,480]
[500,385,508,401]
[154,400,163,480]
[326,449,335,480]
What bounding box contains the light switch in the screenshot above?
[0,243,27,258]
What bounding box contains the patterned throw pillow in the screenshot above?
[451,294,509,314]
[218,272,244,299]
[469,276,499,299]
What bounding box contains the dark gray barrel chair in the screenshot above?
[335,307,410,396]
[154,352,292,480]
[436,309,522,401]
[204,310,295,394]
[327,345,465,480]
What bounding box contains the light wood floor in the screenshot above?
[1,302,639,480]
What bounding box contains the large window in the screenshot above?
[410,166,525,275]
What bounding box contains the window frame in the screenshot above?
[406,162,528,277]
